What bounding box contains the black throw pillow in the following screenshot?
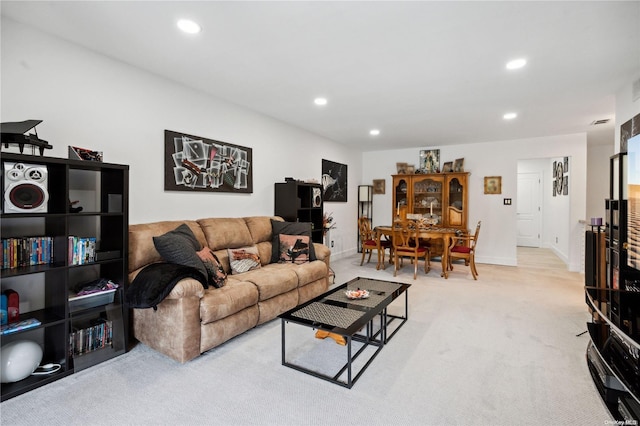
[152,223,207,283]
[270,219,317,263]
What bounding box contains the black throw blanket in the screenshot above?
[126,263,207,309]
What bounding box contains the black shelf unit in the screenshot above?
[1,152,129,401]
[585,152,640,422]
[274,180,323,243]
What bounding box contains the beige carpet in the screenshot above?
[0,248,612,425]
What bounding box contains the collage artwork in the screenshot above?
[164,130,252,193]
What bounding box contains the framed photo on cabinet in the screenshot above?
[420,149,440,173]
[454,158,465,172]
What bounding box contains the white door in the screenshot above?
[517,172,542,247]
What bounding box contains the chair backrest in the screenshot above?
[392,219,419,251]
[358,217,374,241]
[469,220,481,250]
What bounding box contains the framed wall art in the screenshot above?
[484,176,502,194]
[373,179,386,194]
[164,130,253,193]
[322,159,347,202]
[442,161,453,172]
[420,149,440,173]
[553,158,569,196]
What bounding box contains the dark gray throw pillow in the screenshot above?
[270,219,317,263]
[153,223,207,284]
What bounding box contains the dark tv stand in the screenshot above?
[584,152,640,422]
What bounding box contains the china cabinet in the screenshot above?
[392,173,469,230]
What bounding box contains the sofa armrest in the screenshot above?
[313,243,330,261]
[165,277,207,300]
[313,243,331,274]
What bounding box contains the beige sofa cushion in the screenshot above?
[245,216,280,244]
[198,218,253,250]
[286,260,328,286]
[237,264,298,301]
[200,280,259,325]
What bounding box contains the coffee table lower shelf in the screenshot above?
[279,277,409,388]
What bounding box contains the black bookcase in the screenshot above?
[274,180,323,243]
[585,152,640,421]
[1,152,129,401]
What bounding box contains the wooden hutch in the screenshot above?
[392,172,470,253]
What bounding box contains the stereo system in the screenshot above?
[3,162,49,213]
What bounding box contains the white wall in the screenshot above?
[363,134,588,270]
[615,75,640,153]
[587,143,614,221]
[1,18,361,259]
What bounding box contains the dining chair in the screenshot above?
[447,220,481,279]
[391,219,430,279]
[359,217,392,269]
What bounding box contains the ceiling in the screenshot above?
[2,1,639,151]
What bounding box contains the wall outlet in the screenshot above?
[331,240,334,247]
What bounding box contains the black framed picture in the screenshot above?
[164,130,252,193]
[322,159,347,202]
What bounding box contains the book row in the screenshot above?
[1,237,54,270]
[70,319,113,356]
[68,236,97,266]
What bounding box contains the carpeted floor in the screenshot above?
[0,248,612,425]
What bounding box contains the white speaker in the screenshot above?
[1,340,43,383]
[312,187,322,207]
[3,162,49,213]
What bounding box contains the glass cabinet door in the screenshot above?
[394,178,409,217]
[412,177,442,224]
[447,177,465,227]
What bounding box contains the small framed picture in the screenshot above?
[484,176,502,194]
[442,161,453,172]
[454,158,464,172]
[373,179,385,194]
[396,162,408,174]
[406,164,415,174]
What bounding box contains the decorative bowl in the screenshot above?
[345,289,369,299]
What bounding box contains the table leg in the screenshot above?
[441,235,449,278]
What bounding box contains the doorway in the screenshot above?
[517,171,542,247]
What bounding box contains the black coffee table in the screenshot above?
[279,277,410,388]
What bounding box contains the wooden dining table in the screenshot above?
[374,225,463,278]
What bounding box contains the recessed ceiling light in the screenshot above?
[506,58,527,70]
[177,19,201,34]
[369,129,380,136]
[503,112,517,120]
[314,97,328,106]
